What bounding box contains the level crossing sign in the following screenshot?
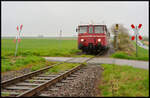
[14,24,23,56]
[131,24,142,57]
[131,24,142,40]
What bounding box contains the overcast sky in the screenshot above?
[2,1,149,37]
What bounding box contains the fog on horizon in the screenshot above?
[2,1,149,37]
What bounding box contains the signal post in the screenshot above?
[114,24,119,51]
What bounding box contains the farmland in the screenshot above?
[2,38,79,57]
[1,37,148,73]
[1,38,92,72]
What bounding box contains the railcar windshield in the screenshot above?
[95,26,104,33]
[89,26,93,33]
[79,26,87,33]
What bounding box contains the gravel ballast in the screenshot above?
[39,64,103,97]
[1,68,31,82]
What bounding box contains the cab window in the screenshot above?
[79,26,87,33]
[89,26,93,33]
[95,26,104,33]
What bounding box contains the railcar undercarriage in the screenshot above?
[79,43,108,55]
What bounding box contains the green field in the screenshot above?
[2,38,79,57]
[1,38,148,72]
[99,64,149,97]
[1,38,92,72]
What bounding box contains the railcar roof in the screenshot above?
[78,24,106,26]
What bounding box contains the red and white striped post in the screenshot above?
[15,24,23,57]
[131,24,142,57]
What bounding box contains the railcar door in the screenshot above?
[87,25,95,44]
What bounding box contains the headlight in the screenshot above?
[98,39,101,42]
[81,39,84,42]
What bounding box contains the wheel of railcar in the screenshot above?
[82,48,84,53]
[90,49,94,54]
[83,48,87,54]
[84,47,88,54]
[87,49,91,55]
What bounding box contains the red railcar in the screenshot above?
[76,24,110,54]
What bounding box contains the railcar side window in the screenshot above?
[89,26,93,33]
[95,26,104,33]
[79,26,87,33]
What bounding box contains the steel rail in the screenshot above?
[17,63,84,97]
[1,62,63,88]
[85,49,106,63]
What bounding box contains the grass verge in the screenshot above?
[1,92,10,97]
[1,55,56,72]
[111,42,149,61]
[45,63,80,75]
[98,64,149,97]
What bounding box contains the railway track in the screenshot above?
[37,65,92,97]
[1,62,61,97]
[1,52,102,97]
[1,61,90,97]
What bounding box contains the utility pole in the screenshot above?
[59,29,62,48]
